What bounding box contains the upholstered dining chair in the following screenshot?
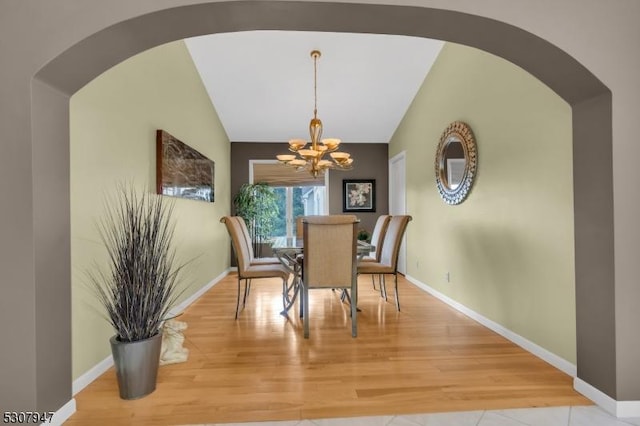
[361,214,391,262]
[357,215,412,311]
[232,216,282,303]
[301,215,359,338]
[234,216,281,266]
[220,216,290,319]
[359,215,391,291]
[295,216,305,239]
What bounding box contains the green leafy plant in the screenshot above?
[357,228,371,242]
[233,182,279,256]
[87,184,187,343]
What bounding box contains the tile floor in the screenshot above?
[185,406,640,426]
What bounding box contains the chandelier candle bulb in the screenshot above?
[289,159,307,168]
[288,139,307,152]
[330,151,351,165]
[298,149,320,160]
[322,138,341,151]
[277,154,296,163]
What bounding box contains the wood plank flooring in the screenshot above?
[65,273,591,425]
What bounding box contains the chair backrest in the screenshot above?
[220,216,251,273]
[379,215,413,270]
[303,215,358,289]
[369,215,391,261]
[234,216,256,262]
[296,216,305,239]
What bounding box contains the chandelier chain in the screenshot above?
[313,52,318,119]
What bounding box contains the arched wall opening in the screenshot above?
[28,0,614,412]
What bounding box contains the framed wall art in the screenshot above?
[156,129,215,203]
[342,179,376,212]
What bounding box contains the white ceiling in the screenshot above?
[185,31,444,144]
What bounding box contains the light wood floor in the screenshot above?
[65,273,591,425]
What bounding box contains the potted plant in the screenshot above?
[233,182,279,257]
[357,228,371,242]
[87,184,187,400]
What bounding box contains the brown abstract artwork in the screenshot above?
[156,130,214,203]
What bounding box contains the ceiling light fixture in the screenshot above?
[276,50,353,178]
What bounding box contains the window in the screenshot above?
[250,160,328,238]
[272,186,327,237]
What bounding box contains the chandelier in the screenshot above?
[276,50,353,178]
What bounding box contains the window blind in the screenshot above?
[252,162,325,187]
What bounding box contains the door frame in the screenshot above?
[389,151,407,274]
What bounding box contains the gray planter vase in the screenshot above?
[110,332,162,400]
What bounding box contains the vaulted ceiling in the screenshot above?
[185,31,444,144]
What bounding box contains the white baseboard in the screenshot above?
[72,269,231,395]
[72,354,113,395]
[574,378,640,418]
[46,398,76,426]
[404,275,640,418]
[404,274,577,377]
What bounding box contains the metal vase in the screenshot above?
[110,332,162,400]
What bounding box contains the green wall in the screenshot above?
[70,40,231,380]
[391,43,575,363]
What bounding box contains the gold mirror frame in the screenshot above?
[435,121,478,205]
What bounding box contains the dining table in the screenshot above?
[271,236,374,315]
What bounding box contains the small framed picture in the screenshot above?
[343,179,376,212]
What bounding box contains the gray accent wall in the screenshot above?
[1,0,639,414]
[230,142,389,234]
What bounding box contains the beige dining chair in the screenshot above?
[220,216,290,319]
[234,216,281,266]
[295,216,305,239]
[232,216,282,303]
[357,215,412,311]
[359,215,391,292]
[361,214,391,262]
[301,215,359,338]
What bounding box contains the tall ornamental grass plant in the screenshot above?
[88,185,187,343]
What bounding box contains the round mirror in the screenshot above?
[435,121,477,205]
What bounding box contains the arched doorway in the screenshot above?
[24,1,615,414]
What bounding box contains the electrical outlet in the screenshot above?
[445,272,450,283]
